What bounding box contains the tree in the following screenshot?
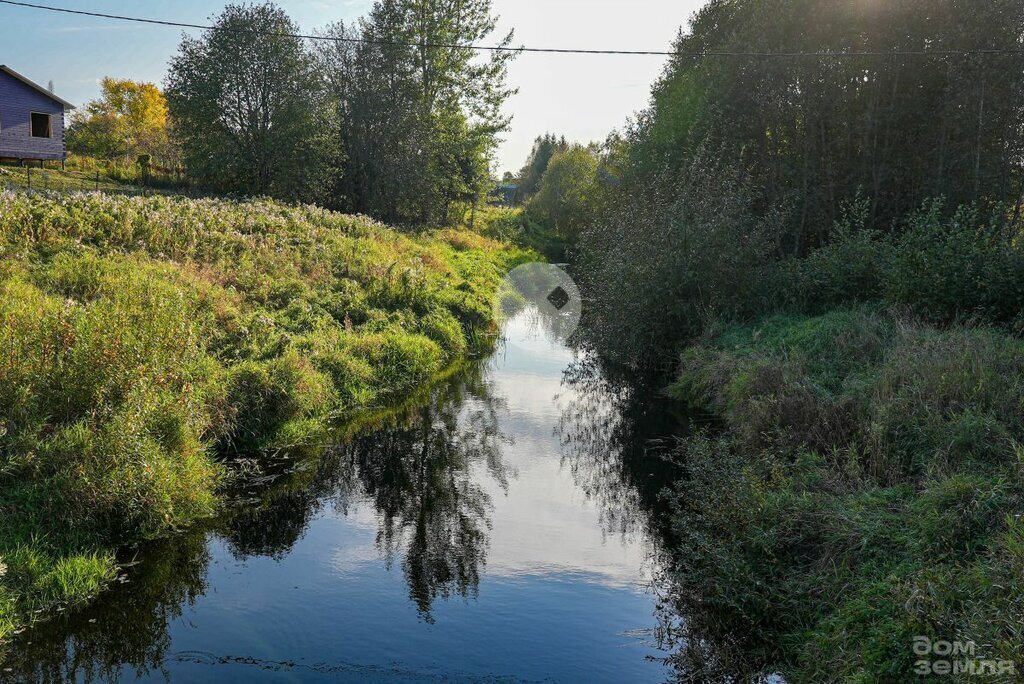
[67,78,174,162]
[517,133,568,199]
[576,0,1024,364]
[527,146,600,239]
[166,3,329,200]
[318,0,516,225]
[627,0,1024,251]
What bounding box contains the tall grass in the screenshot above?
[0,192,532,639]
[665,308,1024,681]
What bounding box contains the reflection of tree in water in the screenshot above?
[2,361,511,680]
[0,530,211,683]
[559,355,702,679]
[561,355,761,682]
[223,360,512,622]
[558,355,682,541]
[337,362,512,621]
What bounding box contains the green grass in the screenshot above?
[0,161,141,194]
[464,205,568,261]
[0,191,533,640]
[0,153,187,195]
[664,307,1024,682]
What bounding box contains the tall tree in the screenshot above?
[577,0,1024,364]
[319,0,516,226]
[517,133,568,199]
[628,0,1024,250]
[166,3,329,200]
[527,145,600,239]
[67,78,174,163]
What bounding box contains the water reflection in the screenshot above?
[0,532,211,683]
[216,359,513,624]
[1,311,680,682]
[559,356,682,540]
[332,364,511,621]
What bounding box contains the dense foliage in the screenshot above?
[525,146,600,241]
[516,133,569,200]
[67,78,177,168]
[317,0,515,226]
[166,4,328,200]
[666,310,1024,681]
[575,0,1024,365]
[553,1,1024,680]
[0,192,530,640]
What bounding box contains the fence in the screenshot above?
[1,163,191,197]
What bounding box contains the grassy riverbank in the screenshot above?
[466,206,568,262]
[665,308,1024,681]
[0,192,532,640]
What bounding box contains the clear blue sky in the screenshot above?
[0,0,700,173]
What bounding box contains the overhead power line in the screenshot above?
[2,0,1024,58]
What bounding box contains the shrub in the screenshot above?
[887,201,1024,326]
[577,144,785,366]
[773,199,894,314]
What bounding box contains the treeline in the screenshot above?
[165,1,514,227]
[490,133,603,260]
[549,0,1024,366]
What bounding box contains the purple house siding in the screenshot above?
[0,66,74,162]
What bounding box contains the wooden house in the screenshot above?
[0,65,75,165]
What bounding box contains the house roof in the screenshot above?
[0,65,75,109]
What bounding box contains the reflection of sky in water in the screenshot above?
[317,309,653,590]
[6,309,670,683]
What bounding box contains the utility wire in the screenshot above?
[2,0,1024,57]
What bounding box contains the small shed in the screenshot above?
[0,65,75,165]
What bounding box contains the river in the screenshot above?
[1,309,684,683]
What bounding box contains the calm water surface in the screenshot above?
[1,311,681,683]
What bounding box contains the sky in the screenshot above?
[0,0,703,173]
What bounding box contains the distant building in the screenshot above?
[491,183,518,206]
[0,65,75,164]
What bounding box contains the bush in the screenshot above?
[887,201,1024,326]
[772,198,894,314]
[577,144,785,366]
[771,199,1024,328]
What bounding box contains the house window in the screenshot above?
[30,112,51,138]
